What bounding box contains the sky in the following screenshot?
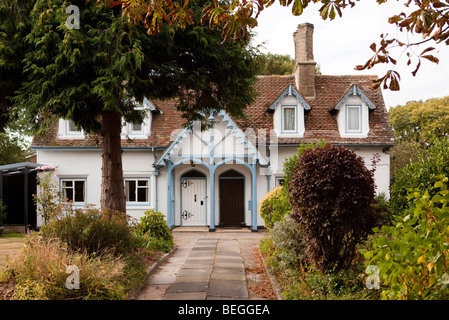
[251,1,449,110]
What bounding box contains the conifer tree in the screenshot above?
[10,0,258,212]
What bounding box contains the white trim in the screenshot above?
[60,177,87,205]
[57,119,85,139]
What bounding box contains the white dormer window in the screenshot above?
[346,105,362,133]
[58,119,85,139]
[282,106,297,133]
[121,97,155,139]
[337,100,368,138]
[129,122,144,135]
[334,84,376,139]
[269,85,310,138]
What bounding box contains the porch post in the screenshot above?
[209,166,215,232]
[166,160,174,228]
[209,112,216,232]
[251,162,258,232]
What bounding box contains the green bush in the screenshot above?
[259,186,291,229]
[390,138,449,215]
[289,143,378,273]
[373,192,395,227]
[136,210,174,253]
[40,208,138,257]
[363,176,449,300]
[266,215,306,271]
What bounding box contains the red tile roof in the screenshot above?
[31,74,394,149]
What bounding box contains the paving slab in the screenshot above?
[135,228,274,300]
[208,279,249,298]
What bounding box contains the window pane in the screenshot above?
[138,180,148,187]
[347,107,360,131]
[63,180,73,187]
[74,181,85,202]
[126,180,136,202]
[283,108,296,131]
[131,123,142,132]
[68,120,77,132]
[63,186,73,201]
[137,187,148,202]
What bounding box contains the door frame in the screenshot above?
[180,170,207,226]
[218,169,245,227]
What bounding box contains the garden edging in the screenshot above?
[259,251,284,300]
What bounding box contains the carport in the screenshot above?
[0,162,44,232]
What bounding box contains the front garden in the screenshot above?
[259,139,449,300]
[0,173,174,300]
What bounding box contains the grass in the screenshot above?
[0,232,26,271]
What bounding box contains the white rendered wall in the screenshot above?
[267,146,390,196]
[35,149,157,226]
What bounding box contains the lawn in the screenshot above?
[0,233,26,271]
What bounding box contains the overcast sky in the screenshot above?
[251,1,449,110]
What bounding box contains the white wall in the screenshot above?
[267,145,391,196]
[36,149,157,226]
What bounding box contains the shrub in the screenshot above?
[363,177,449,300]
[373,192,395,227]
[40,208,138,257]
[289,143,378,273]
[282,140,327,191]
[7,234,126,300]
[136,210,174,252]
[266,215,306,271]
[259,186,291,229]
[390,138,449,215]
[33,170,63,224]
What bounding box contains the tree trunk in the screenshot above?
[100,110,126,213]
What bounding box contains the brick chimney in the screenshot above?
[293,23,316,98]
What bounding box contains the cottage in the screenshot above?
[32,23,395,231]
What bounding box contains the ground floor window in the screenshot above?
[275,176,285,187]
[125,178,150,203]
[61,179,86,204]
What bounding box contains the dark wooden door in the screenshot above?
[219,178,244,227]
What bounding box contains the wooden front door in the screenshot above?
[219,170,245,227]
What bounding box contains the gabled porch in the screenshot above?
[155,111,270,232]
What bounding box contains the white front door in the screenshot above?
[181,178,206,226]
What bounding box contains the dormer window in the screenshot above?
[268,85,311,138]
[129,123,144,135]
[58,119,85,139]
[333,84,376,138]
[282,106,297,133]
[346,105,362,133]
[121,97,156,139]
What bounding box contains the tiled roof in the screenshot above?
[236,74,395,147]
[31,74,395,149]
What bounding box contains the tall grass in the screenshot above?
[6,234,126,300]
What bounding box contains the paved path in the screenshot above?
[136,227,275,300]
